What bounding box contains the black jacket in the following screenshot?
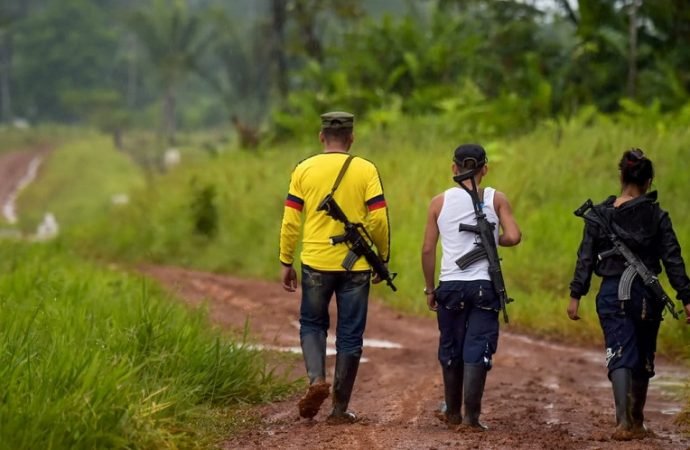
[569,191,690,305]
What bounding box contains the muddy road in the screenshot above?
[145,266,689,450]
[0,147,49,225]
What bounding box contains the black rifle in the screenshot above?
[574,199,680,319]
[317,193,397,291]
[454,172,513,323]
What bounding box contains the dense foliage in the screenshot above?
[1,1,689,141]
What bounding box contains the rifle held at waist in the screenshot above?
[317,193,397,291]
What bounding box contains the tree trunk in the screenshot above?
[126,33,138,108]
[163,85,176,145]
[111,127,123,150]
[627,0,640,98]
[0,30,12,123]
[556,0,579,25]
[271,0,288,99]
[294,0,323,62]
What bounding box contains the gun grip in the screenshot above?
[598,248,618,260]
[459,223,479,233]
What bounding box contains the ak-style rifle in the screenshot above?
[574,199,680,319]
[454,171,513,323]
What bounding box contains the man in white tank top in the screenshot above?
[421,144,521,429]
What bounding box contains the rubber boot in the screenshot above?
[610,368,633,441]
[630,376,649,438]
[462,363,488,430]
[327,353,361,424]
[441,360,463,425]
[298,333,330,419]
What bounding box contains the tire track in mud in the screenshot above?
[143,266,689,450]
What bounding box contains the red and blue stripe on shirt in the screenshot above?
[285,194,304,211]
[366,194,386,211]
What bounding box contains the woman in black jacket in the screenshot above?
[567,149,690,440]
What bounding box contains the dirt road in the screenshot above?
[145,266,689,450]
[0,147,49,224]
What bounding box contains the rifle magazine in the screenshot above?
[617,265,637,301]
[341,250,360,271]
[455,247,487,270]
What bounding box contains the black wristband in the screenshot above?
[280,261,293,267]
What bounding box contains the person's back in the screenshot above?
[437,186,500,281]
[421,143,520,429]
[282,153,388,272]
[568,148,690,440]
[572,192,680,282]
[279,111,390,424]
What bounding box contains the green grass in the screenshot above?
[0,241,297,450]
[16,132,147,235]
[0,127,45,154]
[0,124,83,154]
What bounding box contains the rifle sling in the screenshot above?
[329,155,356,196]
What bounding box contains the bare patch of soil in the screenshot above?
[144,266,690,449]
[0,147,51,224]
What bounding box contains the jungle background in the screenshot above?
[1,0,690,448]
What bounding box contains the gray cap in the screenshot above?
[321,111,354,130]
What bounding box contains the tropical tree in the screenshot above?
[0,12,14,123]
[127,0,212,144]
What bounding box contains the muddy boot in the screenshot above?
[298,333,330,419]
[327,353,360,424]
[610,368,633,441]
[441,360,463,425]
[630,376,649,438]
[462,363,488,430]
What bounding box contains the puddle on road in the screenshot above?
[504,332,602,365]
[247,344,338,356]
[363,338,403,349]
[247,339,407,363]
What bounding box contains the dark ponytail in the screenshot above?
[619,148,654,187]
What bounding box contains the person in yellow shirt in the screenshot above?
[279,111,390,424]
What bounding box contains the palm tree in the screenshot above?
[127,0,211,144]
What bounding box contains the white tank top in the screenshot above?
[437,186,500,281]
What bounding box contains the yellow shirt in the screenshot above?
[279,152,390,271]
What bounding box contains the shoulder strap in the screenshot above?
[329,155,355,195]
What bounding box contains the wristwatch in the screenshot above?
[424,287,434,295]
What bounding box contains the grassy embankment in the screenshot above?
[3,134,298,449]
[60,117,690,359]
[0,242,296,449]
